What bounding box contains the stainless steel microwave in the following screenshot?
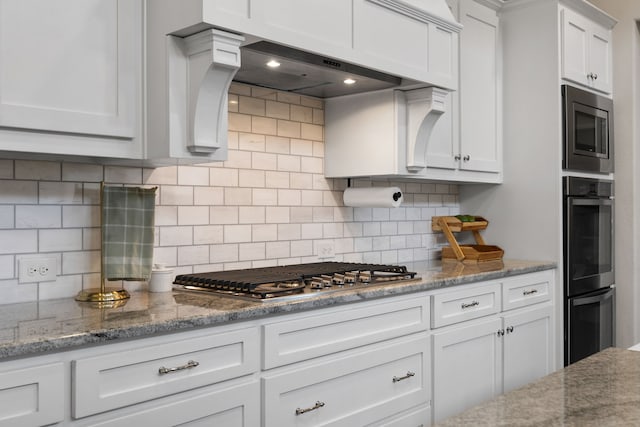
[562,85,614,174]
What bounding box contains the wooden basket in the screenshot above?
[432,216,504,262]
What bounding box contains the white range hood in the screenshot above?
[146,0,461,164]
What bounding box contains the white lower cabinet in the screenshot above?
[432,316,502,422]
[431,270,555,423]
[0,360,64,427]
[263,332,431,427]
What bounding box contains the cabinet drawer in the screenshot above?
[263,332,430,427]
[73,327,259,418]
[0,362,64,426]
[502,271,552,311]
[263,296,429,369]
[431,282,501,328]
[84,379,259,427]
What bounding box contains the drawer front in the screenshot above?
[0,362,64,427]
[431,282,501,328]
[263,296,429,369]
[368,403,431,427]
[502,270,552,311]
[263,332,430,427]
[73,326,259,418]
[85,379,260,427]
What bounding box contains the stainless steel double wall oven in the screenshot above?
[562,84,615,366]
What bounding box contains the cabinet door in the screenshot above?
[561,8,590,88]
[458,0,500,173]
[0,0,141,157]
[432,317,502,423]
[502,303,554,393]
[588,23,612,94]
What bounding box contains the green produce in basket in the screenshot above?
[455,215,476,222]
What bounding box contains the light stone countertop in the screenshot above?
[0,259,555,360]
[435,347,640,426]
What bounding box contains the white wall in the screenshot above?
[0,83,459,305]
[588,0,640,348]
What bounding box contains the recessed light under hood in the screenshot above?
[233,41,402,98]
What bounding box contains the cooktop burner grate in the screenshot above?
[173,262,418,300]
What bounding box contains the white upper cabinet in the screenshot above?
[0,0,143,160]
[324,0,501,183]
[561,6,613,94]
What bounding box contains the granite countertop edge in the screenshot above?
[0,260,556,360]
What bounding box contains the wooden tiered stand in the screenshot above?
[431,216,504,262]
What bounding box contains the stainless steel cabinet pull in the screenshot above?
[393,371,416,383]
[506,326,514,334]
[296,401,325,415]
[523,289,538,296]
[463,155,470,161]
[454,154,461,161]
[461,300,479,309]
[158,360,199,375]
[497,329,505,336]
[593,73,598,80]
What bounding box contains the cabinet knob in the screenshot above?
[497,329,505,336]
[593,73,598,80]
[506,326,514,334]
[463,155,470,162]
[454,154,461,161]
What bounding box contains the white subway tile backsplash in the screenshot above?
[290,173,313,189]
[252,116,277,135]
[224,224,252,243]
[266,206,290,224]
[16,206,61,229]
[193,225,224,245]
[0,180,38,204]
[266,101,290,120]
[178,245,209,265]
[0,230,38,255]
[0,255,13,279]
[210,244,239,263]
[83,228,101,251]
[239,169,265,188]
[15,160,60,181]
[178,206,209,225]
[253,189,278,206]
[240,207,266,224]
[178,166,209,186]
[239,133,266,152]
[39,229,82,252]
[62,250,99,275]
[252,152,278,170]
[252,224,278,242]
[0,160,13,179]
[0,206,14,229]
[239,242,266,261]
[0,86,460,304]
[301,223,322,239]
[62,205,99,228]
[160,226,193,246]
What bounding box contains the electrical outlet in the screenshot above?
[316,241,336,259]
[19,257,57,283]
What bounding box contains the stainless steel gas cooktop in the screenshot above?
[173,262,420,302]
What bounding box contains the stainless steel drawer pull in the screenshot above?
[158,360,199,375]
[461,300,479,309]
[523,289,538,296]
[392,371,416,383]
[506,326,514,333]
[296,401,325,415]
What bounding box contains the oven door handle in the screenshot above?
[569,198,613,206]
[571,287,615,306]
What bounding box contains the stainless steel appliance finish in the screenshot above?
[563,176,615,365]
[174,262,419,302]
[562,84,614,173]
[234,41,403,98]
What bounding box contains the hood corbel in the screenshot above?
[171,29,244,154]
[402,87,449,172]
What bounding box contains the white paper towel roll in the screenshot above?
[343,187,403,208]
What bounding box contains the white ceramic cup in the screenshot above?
[149,264,174,292]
